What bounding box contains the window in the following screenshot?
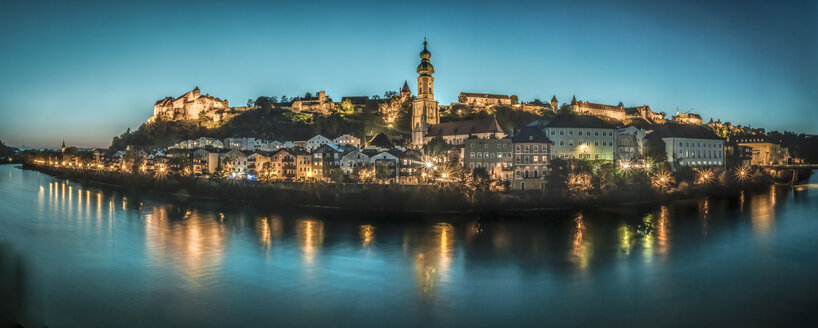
[550,131,555,136]
[477,153,482,159]
[515,145,521,151]
[525,145,530,152]
[559,130,564,136]
[534,145,539,152]
[594,141,599,146]
[595,131,599,136]
[559,140,565,146]
[595,154,599,159]
[568,130,574,136]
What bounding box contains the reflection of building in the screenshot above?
[511,126,552,191]
[464,137,512,181]
[648,123,725,169]
[530,114,616,160]
[412,39,440,146]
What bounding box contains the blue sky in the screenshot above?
[1,0,816,147]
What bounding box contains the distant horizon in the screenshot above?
[2,0,816,148]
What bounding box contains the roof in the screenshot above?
[650,123,722,140]
[426,117,505,137]
[401,81,411,93]
[460,92,510,100]
[551,95,558,103]
[542,114,616,129]
[512,126,552,143]
[367,133,393,148]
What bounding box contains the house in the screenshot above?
[333,134,361,149]
[731,135,784,166]
[616,126,648,163]
[192,149,219,175]
[306,135,334,151]
[270,148,297,180]
[369,150,400,181]
[511,126,552,191]
[247,151,273,177]
[531,114,616,161]
[425,116,507,146]
[224,137,256,151]
[464,136,513,181]
[398,149,423,184]
[312,144,345,179]
[290,91,333,114]
[648,123,724,169]
[340,150,370,174]
[222,149,249,177]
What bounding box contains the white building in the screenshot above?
[333,134,361,149]
[649,123,724,169]
[530,115,616,160]
[616,126,647,162]
[306,135,334,151]
[339,150,370,174]
[223,138,256,151]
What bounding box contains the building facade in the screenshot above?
[511,127,552,191]
[464,137,513,181]
[649,124,725,169]
[531,115,616,161]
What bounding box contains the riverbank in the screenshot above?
[21,163,780,213]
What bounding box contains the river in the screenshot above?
[1,164,817,327]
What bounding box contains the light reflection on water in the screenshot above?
[2,165,818,327]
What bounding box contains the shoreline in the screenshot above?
[19,163,788,214]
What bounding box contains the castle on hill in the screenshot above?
[148,87,253,124]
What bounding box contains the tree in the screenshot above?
[618,101,624,107]
[510,95,519,105]
[327,167,345,183]
[383,91,397,99]
[305,92,313,98]
[423,137,449,158]
[281,95,289,103]
[247,98,254,107]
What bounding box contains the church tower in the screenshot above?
[412,39,439,147]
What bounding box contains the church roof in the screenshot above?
[551,95,558,103]
[426,117,505,137]
[402,81,411,93]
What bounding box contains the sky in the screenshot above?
[1,0,816,148]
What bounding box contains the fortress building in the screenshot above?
[412,39,440,146]
[149,87,253,124]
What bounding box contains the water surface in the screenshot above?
[1,165,817,327]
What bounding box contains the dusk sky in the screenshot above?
[1,0,816,148]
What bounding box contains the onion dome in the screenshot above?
[417,40,434,76]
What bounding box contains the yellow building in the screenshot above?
[733,136,783,166]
